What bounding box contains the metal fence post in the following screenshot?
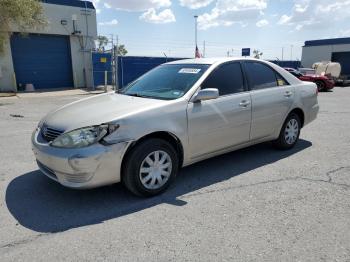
[104,70,107,92]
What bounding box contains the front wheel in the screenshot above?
[122,138,179,197]
[273,113,301,150]
[315,80,325,92]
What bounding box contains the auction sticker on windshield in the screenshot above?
[178,68,201,74]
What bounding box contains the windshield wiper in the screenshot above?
[125,93,157,99]
[126,93,145,97]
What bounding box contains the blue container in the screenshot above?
[117,56,187,88]
[269,60,301,69]
[92,53,112,87]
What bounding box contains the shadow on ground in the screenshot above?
[6,140,311,233]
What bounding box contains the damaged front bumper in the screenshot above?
[31,128,132,189]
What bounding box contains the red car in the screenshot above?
[284,68,335,91]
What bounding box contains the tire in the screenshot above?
[315,80,325,92]
[122,138,179,197]
[273,113,301,150]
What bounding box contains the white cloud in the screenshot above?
[278,14,291,25]
[278,0,350,31]
[197,0,267,30]
[256,19,268,27]
[91,0,101,6]
[103,0,171,12]
[139,8,176,24]
[104,2,111,9]
[339,28,350,37]
[179,0,214,9]
[98,19,119,26]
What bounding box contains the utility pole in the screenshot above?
[110,34,114,92]
[115,35,119,92]
[110,34,114,52]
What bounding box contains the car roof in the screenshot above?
[166,57,302,86]
[165,57,262,65]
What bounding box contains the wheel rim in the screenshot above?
[284,118,299,145]
[317,81,324,91]
[139,150,172,190]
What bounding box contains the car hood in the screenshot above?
[304,74,326,79]
[42,93,168,131]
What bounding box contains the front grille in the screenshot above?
[62,173,93,184]
[41,125,64,142]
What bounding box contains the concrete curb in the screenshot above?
[0,93,17,98]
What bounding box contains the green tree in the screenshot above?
[97,35,128,55]
[253,49,263,59]
[117,44,128,56]
[97,35,109,51]
[0,0,47,53]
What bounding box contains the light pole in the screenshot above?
[194,15,198,53]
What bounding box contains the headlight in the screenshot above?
[51,124,119,148]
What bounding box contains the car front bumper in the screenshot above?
[32,128,131,189]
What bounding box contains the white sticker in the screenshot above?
[179,68,201,74]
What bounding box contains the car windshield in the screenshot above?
[121,64,210,100]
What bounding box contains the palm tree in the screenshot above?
[253,49,263,59]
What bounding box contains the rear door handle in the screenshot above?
[239,100,251,107]
[284,91,293,98]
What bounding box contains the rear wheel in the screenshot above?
[315,80,325,92]
[273,113,301,150]
[122,138,179,197]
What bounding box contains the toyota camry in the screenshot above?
[32,58,319,196]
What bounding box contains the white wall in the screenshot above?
[0,34,15,91]
[0,2,97,92]
[301,44,350,68]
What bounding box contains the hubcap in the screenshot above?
[284,118,299,145]
[139,150,172,190]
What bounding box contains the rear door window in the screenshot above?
[244,62,278,90]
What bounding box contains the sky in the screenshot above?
[91,0,350,60]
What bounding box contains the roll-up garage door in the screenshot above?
[332,52,350,79]
[10,33,73,89]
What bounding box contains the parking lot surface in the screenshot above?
[0,88,349,261]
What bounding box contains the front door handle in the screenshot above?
[239,100,251,107]
[284,91,293,98]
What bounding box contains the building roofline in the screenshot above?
[41,0,95,9]
[304,37,350,47]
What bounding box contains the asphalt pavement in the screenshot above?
[0,87,349,261]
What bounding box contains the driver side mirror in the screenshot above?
[193,88,219,102]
